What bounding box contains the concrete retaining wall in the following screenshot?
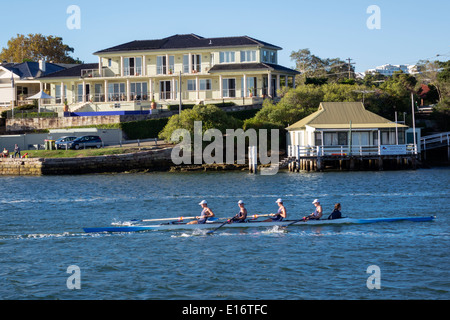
[0,147,173,175]
[5,104,262,133]
[0,129,123,152]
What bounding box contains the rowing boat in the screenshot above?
[83,216,436,233]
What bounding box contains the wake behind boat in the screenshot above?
[83,216,436,233]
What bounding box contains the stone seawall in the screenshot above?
[5,104,262,133]
[0,148,174,175]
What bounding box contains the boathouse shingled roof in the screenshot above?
[94,34,282,54]
[286,102,408,130]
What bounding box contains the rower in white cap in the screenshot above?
[303,199,323,221]
[263,198,287,222]
[187,200,215,224]
[230,200,248,223]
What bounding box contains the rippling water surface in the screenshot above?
[0,168,449,300]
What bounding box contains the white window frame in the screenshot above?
[240,50,256,62]
[199,79,211,91]
[222,78,236,98]
[219,51,235,63]
[187,79,196,91]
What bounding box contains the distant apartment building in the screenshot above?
[38,34,299,113]
[366,64,418,76]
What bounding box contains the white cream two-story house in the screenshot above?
[39,34,299,113]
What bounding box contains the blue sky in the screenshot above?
[1,0,449,72]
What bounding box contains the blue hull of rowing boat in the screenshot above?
[348,216,436,224]
[83,226,152,233]
[83,216,436,233]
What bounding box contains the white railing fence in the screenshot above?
[421,132,450,150]
[288,144,418,158]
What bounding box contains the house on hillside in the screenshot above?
[0,61,70,107]
[37,34,299,113]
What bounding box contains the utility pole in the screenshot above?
[347,58,355,79]
[179,71,182,115]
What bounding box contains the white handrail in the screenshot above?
[289,144,417,157]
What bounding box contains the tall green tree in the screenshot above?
[159,105,240,142]
[290,49,355,84]
[0,33,82,63]
[253,83,401,128]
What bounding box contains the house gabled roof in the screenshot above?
[286,102,408,131]
[1,62,67,79]
[94,34,282,54]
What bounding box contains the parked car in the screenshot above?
[55,136,77,149]
[69,135,103,150]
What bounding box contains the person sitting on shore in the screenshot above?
[2,148,9,158]
[304,199,323,221]
[327,203,342,220]
[263,198,287,222]
[187,200,215,224]
[230,200,248,223]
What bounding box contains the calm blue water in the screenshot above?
[0,168,449,300]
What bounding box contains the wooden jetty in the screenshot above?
[287,145,418,172]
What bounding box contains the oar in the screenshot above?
[282,217,307,228]
[206,218,232,234]
[206,214,271,234]
[129,216,197,223]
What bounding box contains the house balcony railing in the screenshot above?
[81,69,102,78]
[123,67,143,77]
[288,144,418,158]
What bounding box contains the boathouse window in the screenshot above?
[352,132,370,146]
[381,130,396,145]
[315,132,322,146]
[338,132,348,145]
[324,132,338,146]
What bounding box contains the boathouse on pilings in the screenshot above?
[286,102,420,172]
